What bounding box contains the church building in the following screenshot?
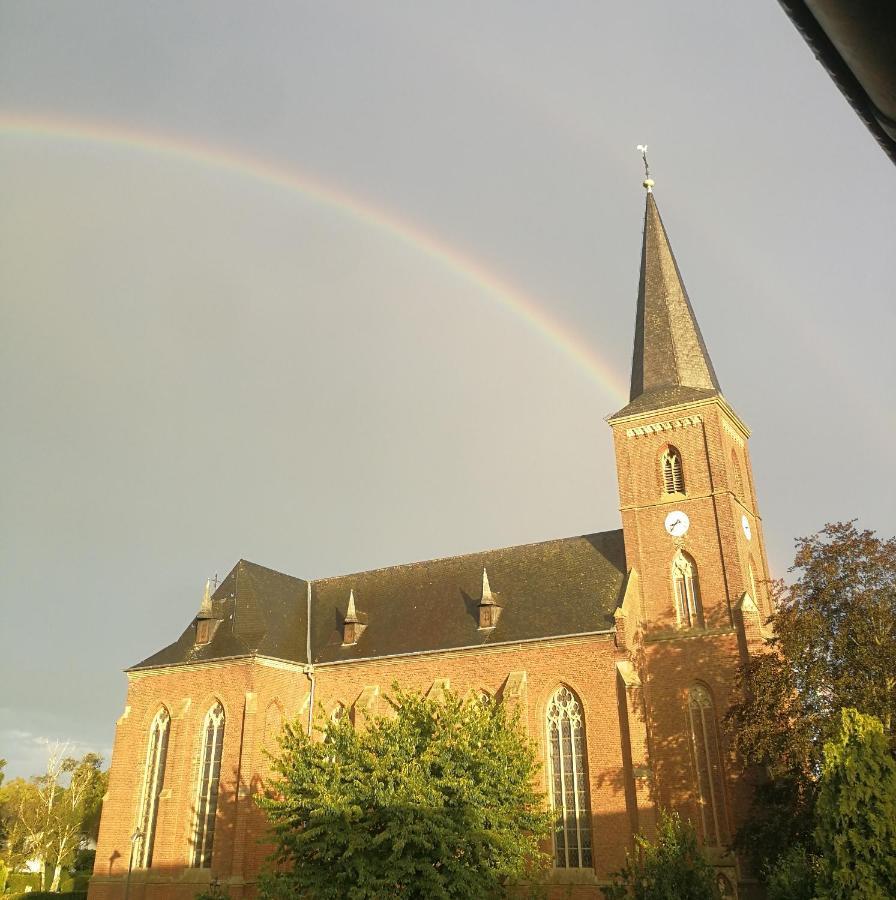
[90,182,772,900]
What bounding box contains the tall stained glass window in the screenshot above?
[687,685,726,846]
[192,702,225,868]
[134,708,170,868]
[546,686,592,868]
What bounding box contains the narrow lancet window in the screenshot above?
[687,685,726,846]
[192,702,225,868]
[672,551,703,628]
[661,447,685,494]
[729,450,744,499]
[134,708,170,868]
[546,686,592,869]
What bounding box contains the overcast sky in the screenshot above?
[2,2,894,778]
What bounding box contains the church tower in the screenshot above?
[608,180,771,879]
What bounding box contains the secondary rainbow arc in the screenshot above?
[0,112,628,401]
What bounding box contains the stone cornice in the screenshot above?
[609,394,751,439]
[624,414,702,438]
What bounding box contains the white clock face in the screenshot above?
[742,515,752,541]
[664,510,690,537]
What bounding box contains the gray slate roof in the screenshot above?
[132,530,627,670]
[613,192,721,421]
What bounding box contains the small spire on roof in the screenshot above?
[199,577,214,617]
[637,144,655,192]
[342,589,366,645]
[481,568,495,605]
[345,589,359,623]
[478,568,501,629]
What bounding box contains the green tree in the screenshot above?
[764,844,819,900]
[725,521,896,875]
[814,708,896,899]
[0,748,107,891]
[258,687,551,900]
[777,522,896,736]
[602,810,720,900]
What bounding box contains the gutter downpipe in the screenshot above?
[304,580,316,735]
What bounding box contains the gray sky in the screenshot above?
[2,2,894,778]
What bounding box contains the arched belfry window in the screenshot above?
[546,686,592,869]
[672,551,703,628]
[687,685,727,846]
[661,447,685,494]
[134,707,170,868]
[191,702,225,868]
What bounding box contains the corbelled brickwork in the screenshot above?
[90,190,771,900]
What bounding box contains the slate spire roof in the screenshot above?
[612,191,721,419]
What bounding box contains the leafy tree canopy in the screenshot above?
[258,686,551,900]
[602,810,721,900]
[814,708,896,899]
[0,750,108,892]
[726,521,896,875]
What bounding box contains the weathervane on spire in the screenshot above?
[636,144,655,192]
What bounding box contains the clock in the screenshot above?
[664,510,690,537]
[741,514,752,541]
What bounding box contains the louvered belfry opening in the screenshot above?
[662,447,685,494]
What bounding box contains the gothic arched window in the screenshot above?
[661,447,685,494]
[134,707,170,868]
[546,686,592,869]
[191,702,225,868]
[748,561,758,606]
[672,551,703,628]
[729,450,744,499]
[687,685,726,846]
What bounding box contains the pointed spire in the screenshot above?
[342,589,365,645]
[616,189,721,418]
[199,577,214,617]
[345,589,359,623]
[480,568,495,605]
[478,568,501,629]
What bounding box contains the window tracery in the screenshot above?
[672,551,703,628]
[191,702,224,868]
[546,686,592,868]
[687,685,726,846]
[134,707,170,868]
[661,447,685,494]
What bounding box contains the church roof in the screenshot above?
[611,192,721,420]
[130,529,627,671]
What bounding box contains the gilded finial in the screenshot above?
[636,144,655,192]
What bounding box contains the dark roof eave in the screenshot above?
[778,0,896,165]
[124,628,618,676]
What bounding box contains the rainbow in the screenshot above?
[0,112,628,401]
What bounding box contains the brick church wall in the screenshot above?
[91,633,644,900]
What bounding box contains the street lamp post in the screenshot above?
[123,828,143,900]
